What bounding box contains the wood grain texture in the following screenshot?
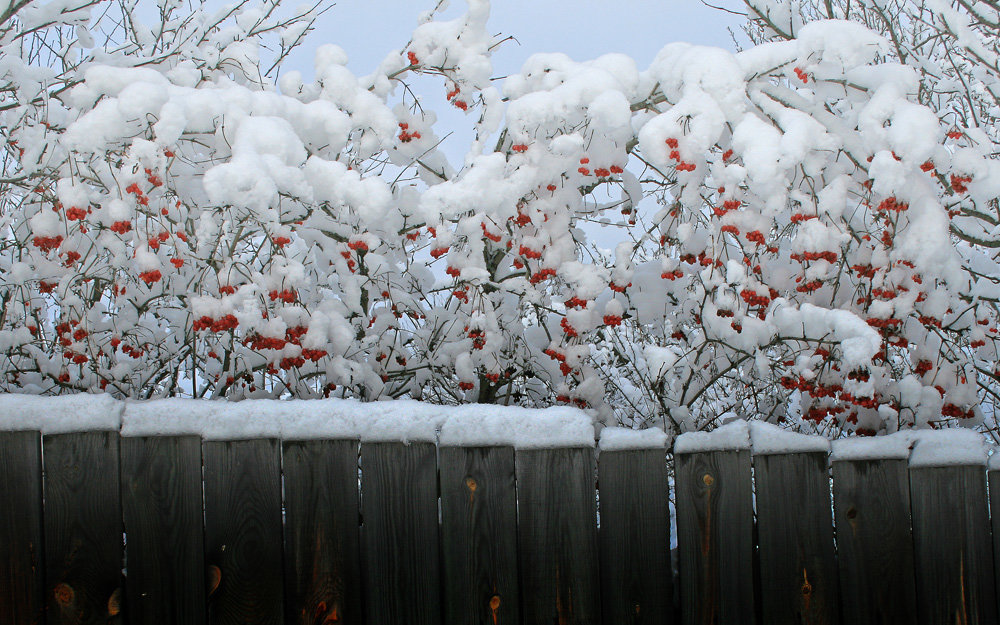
[754,452,839,625]
[831,459,917,625]
[121,435,206,625]
[989,470,1000,621]
[203,439,284,625]
[516,446,601,625]
[42,431,124,625]
[439,445,519,625]
[598,448,673,625]
[360,441,441,625]
[674,449,754,625]
[282,439,362,625]
[0,431,45,625]
[910,465,997,625]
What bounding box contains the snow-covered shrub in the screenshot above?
[1,0,995,439]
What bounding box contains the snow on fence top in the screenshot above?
[0,393,594,448]
[673,420,750,454]
[831,429,989,467]
[598,426,670,451]
[830,431,914,461]
[908,430,987,468]
[749,421,831,455]
[0,393,123,433]
[1,393,996,460]
[438,405,594,449]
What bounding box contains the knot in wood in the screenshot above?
[702,473,714,487]
[53,583,74,607]
[465,476,478,492]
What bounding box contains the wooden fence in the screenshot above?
[1,424,999,625]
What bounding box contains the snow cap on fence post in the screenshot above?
[439,404,594,449]
[598,426,669,452]
[0,393,123,433]
[749,421,830,455]
[830,431,914,461]
[673,419,750,454]
[908,429,987,468]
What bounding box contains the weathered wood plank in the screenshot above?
[203,439,284,625]
[674,449,754,625]
[121,435,206,625]
[832,459,917,625]
[754,451,839,625]
[989,468,1000,620]
[43,431,124,625]
[0,431,45,625]
[516,446,601,625]
[910,464,996,625]
[360,441,441,625]
[598,448,672,625]
[282,439,362,625]
[439,445,519,625]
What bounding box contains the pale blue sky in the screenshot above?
[289,0,749,78]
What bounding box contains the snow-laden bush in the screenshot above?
[1,0,997,439]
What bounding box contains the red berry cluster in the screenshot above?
[661,269,683,280]
[33,235,63,252]
[109,221,132,234]
[790,251,838,263]
[877,197,909,212]
[480,222,502,242]
[519,245,542,260]
[397,122,421,143]
[560,317,578,338]
[193,314,239,333]
[138,270,162,284]
[529,268,556,284]
[268,289,297,303]
[950,174,972,194]
[793,67,808,83]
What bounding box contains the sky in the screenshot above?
[286,0,750,79]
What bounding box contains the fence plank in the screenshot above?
[203,439,284,625]
[43,431,123,625]
[439,445,519,625]
[598,448,672,625]
[516,446,601,625]
[282,439,362,625]
[674,449,754,625]
[831,459,917,625]
[360,441,441,625]
[910,464,996,625]
[0,431,45,625]
[121,435,206,625]
[989,468,1000,620]
[754,451,839,625]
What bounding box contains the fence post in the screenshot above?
[597,428,673,625]
[989,456,1000,620]
[360,440,441,625]
[121,434,207,625]
[0,430,44,625]
[282,438,363,625]
[43,430,124,625]
[909,432,996,625]
[203,438,284,625]
[516,445,601,625]
[750,423,838,625]
[673,421,754,625]
[439,444,519,625]
[831,435,917,625]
